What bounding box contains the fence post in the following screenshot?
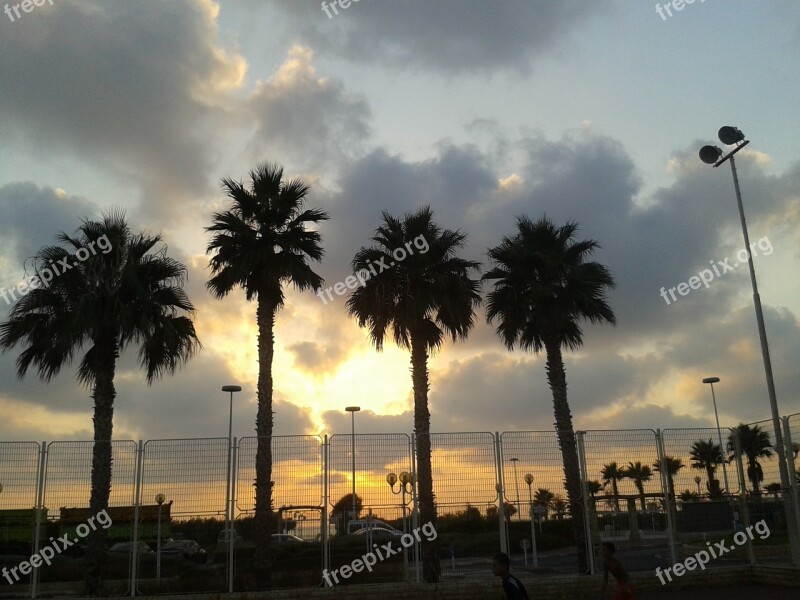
[655,430,678,566]
[30,441,47,600]
[322,435,329,582]
[131,440,144,597]
[576,431,595,575]
[410,434,420,582]
[781,417,800,565]
[228,437,238,593]
[731,430,755,564]
[493,432,509,555]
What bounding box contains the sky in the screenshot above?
[1,0,799,462]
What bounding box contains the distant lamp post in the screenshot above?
[702,377,731,496]
[509,458,521,521]
[699,127,791,499]
[221,385,241,594]
[694,476,702,496]
[345,406,361,525]
[523,474,538,567]
[155,493,165,585]
[387,471,414,580]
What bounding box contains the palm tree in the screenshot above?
[601,462,625,511]
[0,214,199,594]
[679,489,699,502]
[484,216,615,572]
[533,488,555,521]
[653,456,684,499]
[728,423,773,497]
[331,493,362,534]
[623,461,653,511]
[765,483,781,500]
[551,495,568,520]
[586,480,603,498]
[207,164,328,589]
[689,439,724,498]
[347,206,481,582]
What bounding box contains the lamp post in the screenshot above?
[155,493,165,585]
[702,377,731,496]
[345,407,361,527]
[523,474,538,568]
[221,385,241,593]
[388,471,414,580]
[699,127,791,499]
[509,458,521,521]
[694,476,702,496]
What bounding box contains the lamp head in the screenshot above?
[523,473,533,486]
[694,476,701,484]
[155,493,165,505]
[386,472,397,486]
[399,471,411,485]
[345,406,361,413]
[718,126,745,145]
[222,385,241,392]
[699,145,723,164]
[702,377,720,384]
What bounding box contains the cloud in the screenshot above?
[270,0,613,73]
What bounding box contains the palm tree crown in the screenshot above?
[728,423,773,496]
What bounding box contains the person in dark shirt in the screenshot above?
[599,542,634,599]
[492,552,530,600]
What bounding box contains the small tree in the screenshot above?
[330,493,362,534]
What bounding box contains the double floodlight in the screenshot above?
[699,126,747,165]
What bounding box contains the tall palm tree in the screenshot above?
[0,214,199,594]
[347,206,481,582]
[601,463,625,511]
[623,461,653,511]
[533,488,555,521]
[653,455,684,499]
[207,164,328,589]
[484,216,615,572]
[728,423,773,496]
[689,439,724,498]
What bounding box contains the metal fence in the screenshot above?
[1,419,799,597]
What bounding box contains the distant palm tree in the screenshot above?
[534,488,555,521]
[679,490,699,502]
[484,216,615,573]
[586,480,603,498]
[347,206,481,583]
[689,439,724,498]
[765,483,781,500]
[653,456,684,499]
[728,423,773,497]
[623,461,653,511]
[0,214,199,594]
[601,462,625,511]
[207,164,328,589]
[551,495,568,520]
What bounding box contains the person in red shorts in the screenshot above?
[598,542,634,599]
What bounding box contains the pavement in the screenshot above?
[636,584,798,599]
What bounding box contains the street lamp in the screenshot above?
[155,493,165,585]
[509,458,521,521]
[702,377,731,496]
[523,474,538,568]
[694,476,702,496]
[387,471,414,580]
[699,127,791,498]
[345,406,361,526]
[221,384,241,593]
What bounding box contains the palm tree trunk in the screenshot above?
[410,335,439,583]
[611,480,620,512]
[85,343,117,595]
[637,485,646,511]
[253,298,275,590]
[544,339,588,573]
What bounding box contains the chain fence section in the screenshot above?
[662,427,738,499]
[499,431,576,572]
[581,429,665,555]
[326,433,412,585]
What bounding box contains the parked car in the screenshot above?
[161,539,207,563]
[216,529,243,545]
[271,533,304,545]
[350,527,403,543]
[109,541,152,554]
[345,518,399,535]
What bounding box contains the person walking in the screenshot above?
[492,552,530,600]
